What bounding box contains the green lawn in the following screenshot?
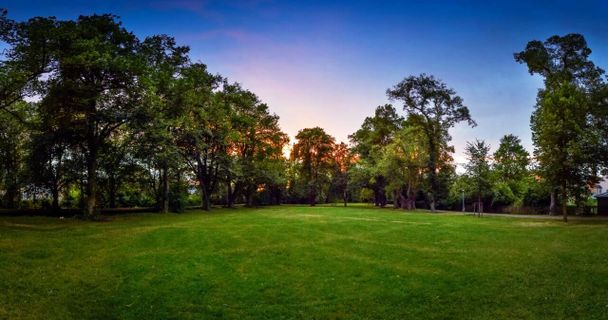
[1,205,607,319]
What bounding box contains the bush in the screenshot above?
[169,183,191,212]
[359,188,374,203]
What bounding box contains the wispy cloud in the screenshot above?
[179,28,255,42]
[147,0,277,23]
[148,0,224,22]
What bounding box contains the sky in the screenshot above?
[3,0,608,168]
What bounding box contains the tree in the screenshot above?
[97,132,139,209]
[291,127,335,206]
[223,84,289,207]
[27,126,73,211]
[349,104,404,207]
[135,34,190,213]
[0,11,56,115]
[330,142,353,206]
[0,101,29,208]
[515,34,607,221]
[174,64,224,211]
[387,74,476,211]
[379,120,428,209]
[465,139,492,215]
[493,134,529,184]
[32,15,146,218]
[1,10,295,212]
[492,134,530,207]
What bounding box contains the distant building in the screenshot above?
[592,178,608,196]
[595,191,608,216]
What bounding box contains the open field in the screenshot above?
[1,205,608,319]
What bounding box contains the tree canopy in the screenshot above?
[1,9,607,220]
[387,74,476,211]
[515,33,608,221]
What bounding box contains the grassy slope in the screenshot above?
[1,205,607,319]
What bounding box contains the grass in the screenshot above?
[1,205,608,319]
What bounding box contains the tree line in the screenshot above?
[0,11,293,217]
[1,10,607,221]
[347,34,608,222]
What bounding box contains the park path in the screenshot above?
[436,210,608,221]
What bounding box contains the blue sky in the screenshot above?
[3,0,608,167]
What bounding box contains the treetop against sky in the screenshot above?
[2,0,608,166]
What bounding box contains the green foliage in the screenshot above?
[377,121,428,209]
[387,74,476,211]
[349,104,404,207]
[291,127,335,205]
[0,101,29,208]
[358,188,374,203]
[465,139,493,204]
[168,181,189,212]
[0,10,293,213]
[490,134,531,208]
[516,33,608,219]
[350,104,403,159]
[2,10,608,218]
[493,134,529,183]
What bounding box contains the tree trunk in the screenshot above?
[392,190,399,208]
[161,165,169,213]
[309,186,316,206]
[85,146,98,218]
[199,181,210,211]
[3,152,19,208]
[78,178,85,209]
[549,189,557,215]
[405,184,415,210]
[273,186,282,205]
[399,192,408,209]
[560,183,568,222]
[51,184,60,212]
[410,186,416,210]
[5,184,18,209]
[109,173,117,209]
[373,188,380,206]
[246,185,254,207]
[4,160,19,208]
[225,174,233,208]
[428,137,438,213]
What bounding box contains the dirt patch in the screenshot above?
[517,221,556,227]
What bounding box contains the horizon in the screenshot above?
[4,0,608,168]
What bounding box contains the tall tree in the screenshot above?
[1,10,296,212]
[135,34,189,213]
[330,142,353,206]
[465,139,492,215]
[493,134,529,183]
[387,74,476,211]
[174,64,224,211]
[223,84,289,207]
[379,120,428,210]
[349,104,403,207]
[98,132,139,209]
[0,101,29,208]
[492,134,530,207]
[27,127,73,211]
[291,127,335,206]
[515,34,606,221]
[32,15,145,218]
